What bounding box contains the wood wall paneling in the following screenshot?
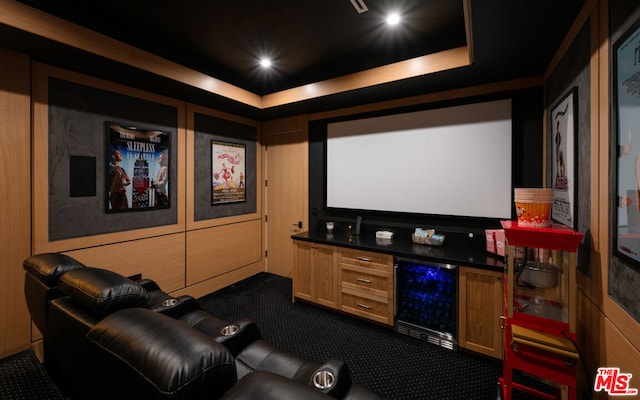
[186,219,263,285]
[0,49,32,358]
[261,47,471,109]
[170,261,263,299]
[66,233,187,292]
[262,115,308,135]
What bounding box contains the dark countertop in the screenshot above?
[292,230,505,271]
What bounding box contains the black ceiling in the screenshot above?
[5,0,585,119]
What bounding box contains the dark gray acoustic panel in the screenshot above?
[48,77,178,241]
[193,112,257,221]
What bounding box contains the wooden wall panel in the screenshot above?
[580,287,640,399]
[0,49,32,358]
[262,115,307,134]
[171,262,263,299]
[66,233,186,292]
[186,220,262,285]
[261,47,471,108]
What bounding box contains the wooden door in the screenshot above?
[313,244,337,309]
[293,241,313,301]
[265,118,308,277]
[458,266,504,359]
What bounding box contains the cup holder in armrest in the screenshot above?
[151,295,199,319]
[310,358,351,397]
[220,324,239,337]
[312,370,335,390]
[162,298,178,307]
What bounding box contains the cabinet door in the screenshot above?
[313,244,337,309]
[293,241,313,302]
[458,267,504,359]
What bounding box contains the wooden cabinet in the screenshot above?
[458,266,504,359]
[292,241,338,309]
[292,238,503,345]
[338,248,394,326]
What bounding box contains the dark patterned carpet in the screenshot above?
[0,349,64,400]
[198,272,552,400]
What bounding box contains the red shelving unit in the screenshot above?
[498,221,584,400]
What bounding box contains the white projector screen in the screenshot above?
[326,99,513,219]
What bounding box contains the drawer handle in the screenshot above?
[356,278,373,284]
[356,303,372,310]
[356,256,371,262]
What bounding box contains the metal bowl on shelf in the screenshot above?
[520,261,560,288]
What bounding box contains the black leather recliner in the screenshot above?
[138,275,361,399]
[23,253,383,400]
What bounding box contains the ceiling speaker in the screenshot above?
[349,0,368,14]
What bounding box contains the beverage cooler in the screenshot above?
[394,257,458,350]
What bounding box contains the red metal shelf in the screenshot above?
[500,221,584,252]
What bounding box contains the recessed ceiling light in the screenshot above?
[259,58,272,68]
[386,12,401,26]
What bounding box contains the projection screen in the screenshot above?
[326,99,513,219]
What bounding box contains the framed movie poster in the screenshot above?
[614,18,640,269]
[550,87,578,229]
[211,141,246,204]
[105,122,170,213]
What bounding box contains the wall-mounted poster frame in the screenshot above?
[211,141,246,204]
[550,87,578,229]
[106,122,171,213]
[614,17,640,271]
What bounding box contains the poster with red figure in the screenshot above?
[211,141,246,204]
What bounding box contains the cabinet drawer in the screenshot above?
[339,249,393,272]
[340,287,393,325]
[341,266,391,298]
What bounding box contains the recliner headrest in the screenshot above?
[59,267,150,318]
[23,253,86,286]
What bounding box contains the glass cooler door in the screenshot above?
[395,258,458,338]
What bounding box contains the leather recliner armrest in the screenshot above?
[234,339,320,382]
[180,311,263,356]
[309,357,353,399]
[150,295,201,319]
[221,371,334,400]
